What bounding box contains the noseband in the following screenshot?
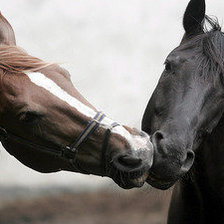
[0,111,119,174]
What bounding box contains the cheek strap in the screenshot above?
[101,122,120,174]
[67,111,106,152]
[0,112,120,175]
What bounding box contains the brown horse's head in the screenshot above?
[0,12,153,189]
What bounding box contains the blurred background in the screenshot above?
[0,0,222,223]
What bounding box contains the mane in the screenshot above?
[0,45,52,74]
[189,16,224,79]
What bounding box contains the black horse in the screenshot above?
[142,0,224,223]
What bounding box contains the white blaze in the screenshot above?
[26,72,150,150]
[27,72,96,118]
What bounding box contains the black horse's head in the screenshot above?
[142,0,224,190]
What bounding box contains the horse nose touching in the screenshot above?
[109,133,154,189]
[151,130,195,181]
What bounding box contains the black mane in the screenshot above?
[186,16,224,79]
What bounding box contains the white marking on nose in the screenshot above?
[26,72,150,151]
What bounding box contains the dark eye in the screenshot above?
[164,61,172,72]
[19,111,42,124]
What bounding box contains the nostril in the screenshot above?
[154,131,164,142]
[181,150,195,172]
[187,151,194,161]
[152,131,167,155]
[118,155,142,167]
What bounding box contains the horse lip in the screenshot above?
[109,152,151,177]
[116,181,144,189]
[110,163,150,179]
[147,177,174,190]
[115,173,147,189]
[129,172,149,187]
[108,162,149,189]
[147,170,175,190]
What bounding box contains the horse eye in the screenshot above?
[19,111,42,123]
[164,61,172,72]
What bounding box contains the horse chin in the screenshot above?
[108,167,149,189]
[116,180,144,190]
[114,172,148,189]
[128,172,149,188]
[146,171,176,190]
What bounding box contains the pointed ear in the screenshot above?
[183,0,206,36]
[0,12,16,45]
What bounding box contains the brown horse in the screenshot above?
[0,12,153,189]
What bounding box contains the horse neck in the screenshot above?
[188,114,224,205]
[197,114,224,179]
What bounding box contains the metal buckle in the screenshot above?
[61,146,77,159]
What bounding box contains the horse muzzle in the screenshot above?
[108,143,154,189]
[145,130,195,190]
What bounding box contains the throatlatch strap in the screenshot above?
[69,111,105,152]
[101,122,120,173]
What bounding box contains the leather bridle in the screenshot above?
[0,111,119,174]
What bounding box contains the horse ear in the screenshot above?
[183,0,206,36]
[0,12,16,45]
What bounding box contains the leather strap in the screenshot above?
[0,112,120,174]
[68,111,105,152]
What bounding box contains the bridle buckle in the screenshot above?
[61,146,77,159]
